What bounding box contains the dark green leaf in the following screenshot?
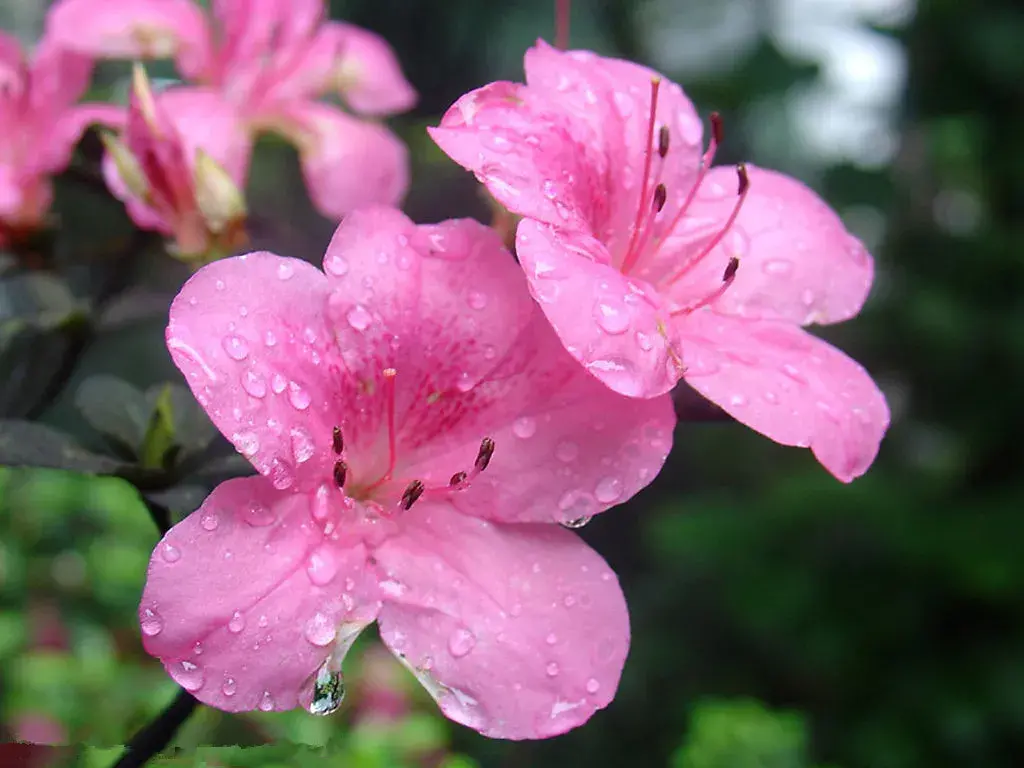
[0,420,126,473]
[74,375,149,453]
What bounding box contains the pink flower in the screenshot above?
[102,65,248,263]
[0,32,122,245]
[143,208,675,738]
[46,0,415,219]
[429,42,890,482]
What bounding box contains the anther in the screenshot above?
[652,183,667,213]
[710,112,723,147]
[400,480,425,510]
[332,426,344,455]
[475,438,496,472]
[333,460,348,488]
[658,125,670,158]
[723,256,740,282]
[736,163,749,195]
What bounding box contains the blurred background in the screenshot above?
[2,0,1023,766]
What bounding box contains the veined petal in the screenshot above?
[515,218,682,398]
[265,102,408,218]
[166,252,344,490]
[677,311,889,481]
[374,504,629,740]
[139,477,380,712]
[45,0,212,78]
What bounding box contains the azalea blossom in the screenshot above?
[142,208,675,738]
[46,0,415,219]
[0,31,121,246]
[429,41,890,482]
[102,65,248,263]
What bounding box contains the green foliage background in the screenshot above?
[2,0,1023,766]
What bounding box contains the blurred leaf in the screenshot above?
[145,485,210,521]
[671,699,811,768]
[146,383,218,458]
[140,386,179,470]
[0,421,127,474]
[74,375,149,454]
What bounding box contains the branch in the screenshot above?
[112,688,198,768]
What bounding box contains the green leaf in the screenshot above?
[671,699,811,768]
[0,420,127,474]
[140,385,178,470]
[74,374,150,453]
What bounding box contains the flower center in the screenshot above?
[326,368,497,514]
[617,81,751,315]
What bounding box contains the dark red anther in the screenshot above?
[736,163,749,195]
[723,256,740,282]
[332,426,344,455]
[475,438,496,472]
[333,460,348,488]
[449,471,468,487]
[400,480,425,510]
[652,183,667,212]
[710,112,723,146]
[658,125,670,158]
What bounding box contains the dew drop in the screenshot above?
[455,372,474,393]
[169,660,205,692]
[140,608,163,636]
[200,511,219,531]
[564,594,577,608]
[594,477,623,503]
[215,279,225,291]
[555,441,579,463]
[346,304,372,331]
[307,661,345,716]
[781,363,806,383]
[222,677,237,696]
[241,369,267,398]
[244,501,275,527]
[268,457,295,490]
[545,633,558,646]
[307,547,338,586]
[801,288,816,306]
[277,262,294,280]
[561,516,591,529]
[586,678,601,694]
[594,300,630,335]
[259,691,275,711]
[763,259,793,276]
[288,381,311,410]
[233,431,259,457]
[160,542,181,563]
[228,611,245,633]
[447,627,477,658]
[512,416,537,439]
[263,330,277,347]
[467,290,488,310]
[546,662,560,677]
[222,335,249,361]
[304,612,338,647]
[729,393,748,407]
[325,254,349,276]
[289,426,316,464]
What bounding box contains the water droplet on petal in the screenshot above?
[215,279,225,291]
[222,677,237,696]
[763,259,793,276]
[228,611,245,633]
[288,381,311,410]
[268,457,295,489]
[200,511,219,531]
[289,426,316,464]
[244,501,276,527]
[307,547,338,586]
[140,608,163,636]
[447,627,477,658]
[594,477,623,503]
[781,363,806,383]
[729,394,748,407]
[264,330,277,347]
[277,262,294,280]
[242,370,267,398]
[586,678,601,694]
[561,516,591,529]
[545,633,558,645]
[325,254,349,276]
[512,416,537,439]
[307,660,346,716]
[467,291,488,310]
[160,543,181,563]
[304,612,338,647]
[546,662,560,677]
[233,431,259,457]
[346,304,372,331]
[222,335,249,361]
[259,691,275,711]
[169,660,205,692]
[555,441,579,463]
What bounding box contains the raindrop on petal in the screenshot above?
[512,416,537,439]
[555,441,579,463]
[242,370,267,398]
[277,262,294,280]
[169,660,205,692]
[222,335,249,361]
[594,477,623,503]
[561,516,592,529]
[307,547,338,586]
[304,612,338,647]
[160,543,181,563]
[346,304,372,331]
[289,426,316,464]
[259,691,275,711]
[222,677,237,696]
[306,660,346,716]
[594,300,630,335]
[287,381,311,410]
[546,662,560,677]
[200,511,219,531]
[447,627,477,658]
[140,608,163,636]
[586,678,601,694]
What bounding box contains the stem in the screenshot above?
[555,0,570,50]
[112,688,198,768]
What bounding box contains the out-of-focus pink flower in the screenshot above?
[47,0,415,219]
[351,646,413,724]
[429,41,889,482]
[102,65,247,263]
[141,208,675,739]
[0,32,122,246]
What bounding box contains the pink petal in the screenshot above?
[45,0,212,78]
[157,87,252,182]
[40,103,125,176]
[442,306,676,524]
[329,22,417,115]
[515,218,682,398]
[27,38,92,112]
[429,80,605,232]
[677,311,889,481]
[167,252,344,491]
[374,503,629,739]
[661,165,874,325]
[267,102,408,218]
[140,476,380,712]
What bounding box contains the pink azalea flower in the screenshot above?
[143,207,675,738]
[0,32,122,246]
[102,65,248,263]
[429,41,890,482]
[46,0,415,219]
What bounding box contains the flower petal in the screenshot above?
[45,0,212,78]
[166,252,344,491]
[329,22,417,115]
[660,165,874,325]
[266,102,408,218]
[158,87,252,182]
[140,476,379,712]
[374,504,629,739]
[515,218,683,398]
[677,311,889,481]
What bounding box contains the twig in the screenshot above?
[112,688,198,768]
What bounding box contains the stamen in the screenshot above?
[652,183,668,213]
[662,163,750,288]
[333,460,348,488]
[332,426,344,455]
[363,368,399,494]
[555,0,571,50]
[474,438,496,472]
[723,255,740,282]
[669,254,742,318]
[449,471,468,487]
[400,480,425,510]
[658,125,670,158]
[620,77,662,273]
